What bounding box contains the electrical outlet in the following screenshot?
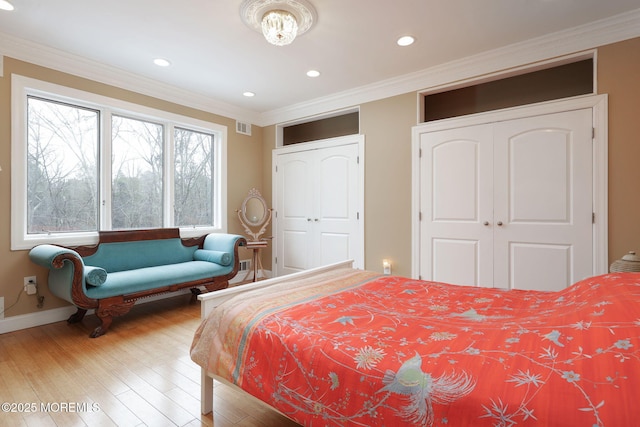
[24,276,37,295]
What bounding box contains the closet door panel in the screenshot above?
[493,109,593,290]
[508,129,571,222]
[276,153,314,274]
[510,243,571,292]
[419,125,494,287]
[432,238,480,286]
[316,144,360,267]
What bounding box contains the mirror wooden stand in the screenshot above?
[236,188,273,282]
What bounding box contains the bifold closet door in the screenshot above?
[275,143,360,276]
[419,108,593,290]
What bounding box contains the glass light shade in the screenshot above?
[261,10,298,46]
[0,0,15,11]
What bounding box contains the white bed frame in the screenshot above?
[196,259,355,414]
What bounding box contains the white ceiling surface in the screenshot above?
[1,1,639,126]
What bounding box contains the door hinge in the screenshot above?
[357,155,360,164]
[357,212,360,220]
[592,212,595,224]
[592,127,595,139]
[419,211,422,221]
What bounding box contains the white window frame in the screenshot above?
[11,75,228,250]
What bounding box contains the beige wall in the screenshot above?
[360,93,416,276]
[2,36,640,323]
[598,37,640,262]
[0,58,263,317]
[262,38,640,278]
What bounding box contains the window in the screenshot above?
[111,115,164,229]
[12,75,227,250]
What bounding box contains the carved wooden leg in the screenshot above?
[67,308,88,324]
[190,287,202,304]
[90,318,112,339]
[91,297,135,338]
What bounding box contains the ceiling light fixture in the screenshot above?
[243,91,256,97]
[306,70,320,78]
[240,0,317,47]
[262,9,298,46]
[397,35,415,47]
[0,0,15,11]
[153,58,171,67]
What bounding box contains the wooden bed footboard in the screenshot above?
[197,259,355,415]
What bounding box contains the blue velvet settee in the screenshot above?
[29,228,246,337]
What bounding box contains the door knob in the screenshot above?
[483,221,489,226]
[497,221,503,226]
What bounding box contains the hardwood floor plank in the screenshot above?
[0,295,299,427]
[116,389,174,427]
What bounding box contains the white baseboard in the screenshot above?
[0,274,265,335]
[0,305,78,335]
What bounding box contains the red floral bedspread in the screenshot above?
[190,268,640,426]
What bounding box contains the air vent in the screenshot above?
[239,259,251,272]
[236,121,252,136]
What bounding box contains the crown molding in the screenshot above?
[258,7,640,126]
[0,33,261,125]
[1,8,639,128]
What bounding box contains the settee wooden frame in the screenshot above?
[50,228,246,338]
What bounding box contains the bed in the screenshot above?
[190,260,639,426]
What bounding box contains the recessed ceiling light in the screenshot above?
[243,91,256,97]
[397,35,415,47]
[153,58,171,67]
[306,70,321,78]
[0,0,15,11]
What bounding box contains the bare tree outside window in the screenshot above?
[111,115,163,229]
[27,97,99,233]
[18,81,224,247]
[174,128,214,226]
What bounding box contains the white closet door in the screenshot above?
[419,125,494,287]
[418,108,593,291]
[315,144,360,267]
[493,109,593,290]
[275,141,361,276]
[276,150,315,274]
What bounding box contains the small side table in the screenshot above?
[243,240,269,282]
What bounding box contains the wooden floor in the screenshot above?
[0,294,301,427]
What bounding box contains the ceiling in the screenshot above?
[1,1,639,125]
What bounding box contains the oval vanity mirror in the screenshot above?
[237,188,272,242]
[242,194,267,227]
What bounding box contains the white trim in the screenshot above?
[272,135,366,273]
[275,106,360,149]
[0,305,78,335]
[1,10,639,127]
[411,95,608,279]
[0,286,225,335]
[0,33,260,125]
[11,74,228,250]
[416,50,597,121]
[259,9,640,125]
